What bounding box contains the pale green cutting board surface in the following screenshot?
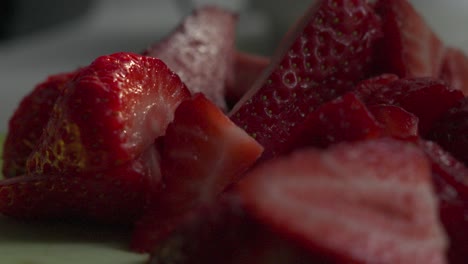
[0,135,149,263]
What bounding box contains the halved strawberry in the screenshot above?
[240,139,448,264]
[354,77,464,135]
[143,6,237,110]
[428,98,468,166]
[131,94,263,252]
[0,145,161,225]
[285,92,382,151]
[373,0,445,77]
[369,104,419,141]
[229,0,382,160]
[440,47,468,96]
[26,52,190,175]
[420,140,468,264]
[2,71,76,178]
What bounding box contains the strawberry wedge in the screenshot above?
[143,6,237,110]
[26,52,191,175]
[131,94,263,252]
[230,0,382,160]
[240,139,448,264]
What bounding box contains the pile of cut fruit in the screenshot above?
[1,0,468,263]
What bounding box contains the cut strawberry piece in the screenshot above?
[369,104,419,141]
[428,98,468,166]
[0,145,161,225]
[419,140,468,264]
[351,73,399,97]
[373,0,445,78]
[440,47,468,96]
[2,71,76,178]
[26,52,190,175]
[354,77,464,136]
[143,6,237,110]
[225,51,270,106]
[131,94,263,252]
[286,93,382,151]
[240,139,448,264]
[230,0,382,160]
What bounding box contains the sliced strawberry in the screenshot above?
[440,47,468,96]
[351,73,399,96]
[354,77,464,136]
[373,0,445,78]
[131,94,263,252]
[0,145,161,225]
[229,0,382,160]
[2,71,76,178]
[225,51,270,106]
[285,92,382,151]
[240,139,448,264]
[428,98,468,166]
[143,6,237,110]
[369,104,419,141]
[419,140,468,264]
[26,52,190,175]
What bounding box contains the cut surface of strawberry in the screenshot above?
[439,47,468,96]
[131,93,263,252]
[230,0,382,160]
[143,6,237,110]
[240,139,448,264]
[26,52,190,175]
[428,98,468,166]
[369,104,419,141]
[373,0,445,78]
[2,71,76,178]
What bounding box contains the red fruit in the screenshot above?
[230,0,382,160]
[373,0,445,77]
[440,47,468,96]
[131,94,263,252]
[354,77,464,135]
[143,6,237,110]
[0,146,161,225]
[225,51,270,105]
[419,140,468,264]
[2,71,76,178]
[26,52,190,175]
[286,93,382,151]
[428,98,468,166]
[351,73,399,98]
[240,139,448,264]
[369,104,419,141]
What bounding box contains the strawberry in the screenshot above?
[420,140,468,264]
[225,51,270,106]
[26,52,190,175]
[428,98,468,166]
[0,145,161,225]
[229,0,382,160]
[143,6,237,110]
[439,47,468,96]
[351,73,399,98]
[131,93,263,252]
[354,77,464,136]
[285,92,382,151]
[369,104,419,141]
[2,71,76,178]
[372,0,445,78]
[240,139,448,264]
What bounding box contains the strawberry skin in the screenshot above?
[2,71,76,178]
[373,0,445,78]
[440,47,468,96]
[143,6,237,110]
[240,139,448,264]
[230,0,382,160]
[26,52,190,175]
[131,93,263,252]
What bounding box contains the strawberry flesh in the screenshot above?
[230,0,382,160]
[369,104,419,141]
[240,139,448,264]
[439,47,468,96]
[143,6,237,110]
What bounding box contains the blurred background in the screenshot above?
[0,0,467,132]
